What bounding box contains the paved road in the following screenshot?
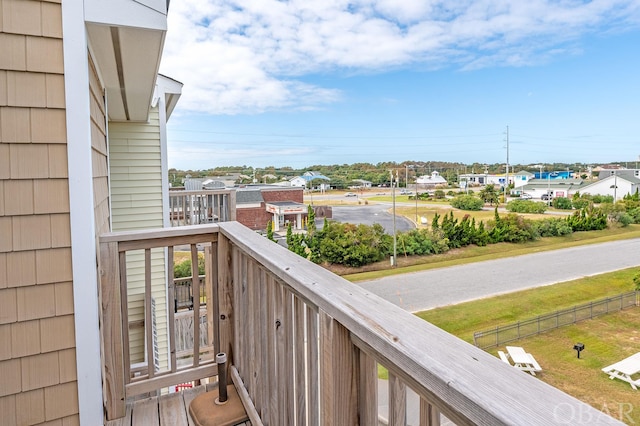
[322,205,415,233]
[357,238,640,312]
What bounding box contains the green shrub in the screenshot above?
[316,222,391,267]
[174,255,205,278]
[552,197,573,210]
[531,218,573,237]
[506,199,548,214]
[566,207,608,231]
[627,207,640,224]
[592,194,614,204]
[571,198,592,210]
[450,194,484,211]
[434,189,446,199]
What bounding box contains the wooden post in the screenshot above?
[217,233,234,367]
[319,311,357,425]
[357,351,378,425]
[388,373,406,426]
[168,246,177,373]
[190,244,200,367]
[420,397,441,426]
[99,240,126,420]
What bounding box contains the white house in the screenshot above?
[416,171,448,187]
[579,174,640,202]
[512,171,535,188]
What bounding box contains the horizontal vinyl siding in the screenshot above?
[108,109,168,371]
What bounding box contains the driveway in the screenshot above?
[356,238,640,313]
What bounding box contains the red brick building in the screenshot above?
[235,186,306,230]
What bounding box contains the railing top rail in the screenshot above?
[169,189,234,195]
[99,224,220,250]
[218,221,622,425]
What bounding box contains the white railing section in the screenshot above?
[168,189,236,226]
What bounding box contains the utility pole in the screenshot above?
[504,125,509,202]
[391,170,397,267]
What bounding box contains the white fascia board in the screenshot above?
[84,0,167,31]
[62,2,104,424]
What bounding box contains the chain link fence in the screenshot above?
[474,291,639,349]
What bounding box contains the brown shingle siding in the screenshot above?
[41,1,62,38]
[35,247,72,284]
[3,179,34,215]
[10,319,41,357]
[0,288,17,324]
[16,283,56,321]
[16,388,46,425]
[54,281,73,315]
[2,0,43,36]
[48,145,68,178]
[10,144,50,179]
[0,253,7,288]
[12,214,52,250]
[6,71,46,107]
[57,348,76,383]
[45,73,65,108]
[31,108,66,143]
[0,183,4,216]
[0,216,10,251]
[0,358,22,396]
[50,213,71,247]
[1,106,31,142]
[34,179,69,214]
[0,395,17,424]
[0,145,9,178]
[44,382,78,420]
[26,36,63,74]
[62,414,80,426]
[21,351,59,391]
[0,70,7,105]
[6,250,36,287]
[0,324,11,360]
[0,33,26,71]
[39,314,74,352]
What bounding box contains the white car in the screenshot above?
[344,192,357,197]
[520,193,533,199]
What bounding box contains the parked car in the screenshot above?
[541,193,553,201]
[520,193,533,199]
[344,192,357,197]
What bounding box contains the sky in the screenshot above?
[159,1,640,171]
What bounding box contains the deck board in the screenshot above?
[159,392,189,426]
[132,396,159,425]
[182,385,206,426]
[105,384,253,426]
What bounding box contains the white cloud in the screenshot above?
[160,0,640,114]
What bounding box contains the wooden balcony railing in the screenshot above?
[168,189,236,226]
[98,222,623,425]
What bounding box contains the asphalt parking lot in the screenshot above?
[318,205,415,233]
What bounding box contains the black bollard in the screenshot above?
[216,352,228,404]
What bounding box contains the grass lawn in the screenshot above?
[416,267,640,424]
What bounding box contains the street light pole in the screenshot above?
[391,170,397,267]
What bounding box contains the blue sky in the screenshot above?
[160,1,640,171]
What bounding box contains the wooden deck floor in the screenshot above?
[105,384,252,426]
